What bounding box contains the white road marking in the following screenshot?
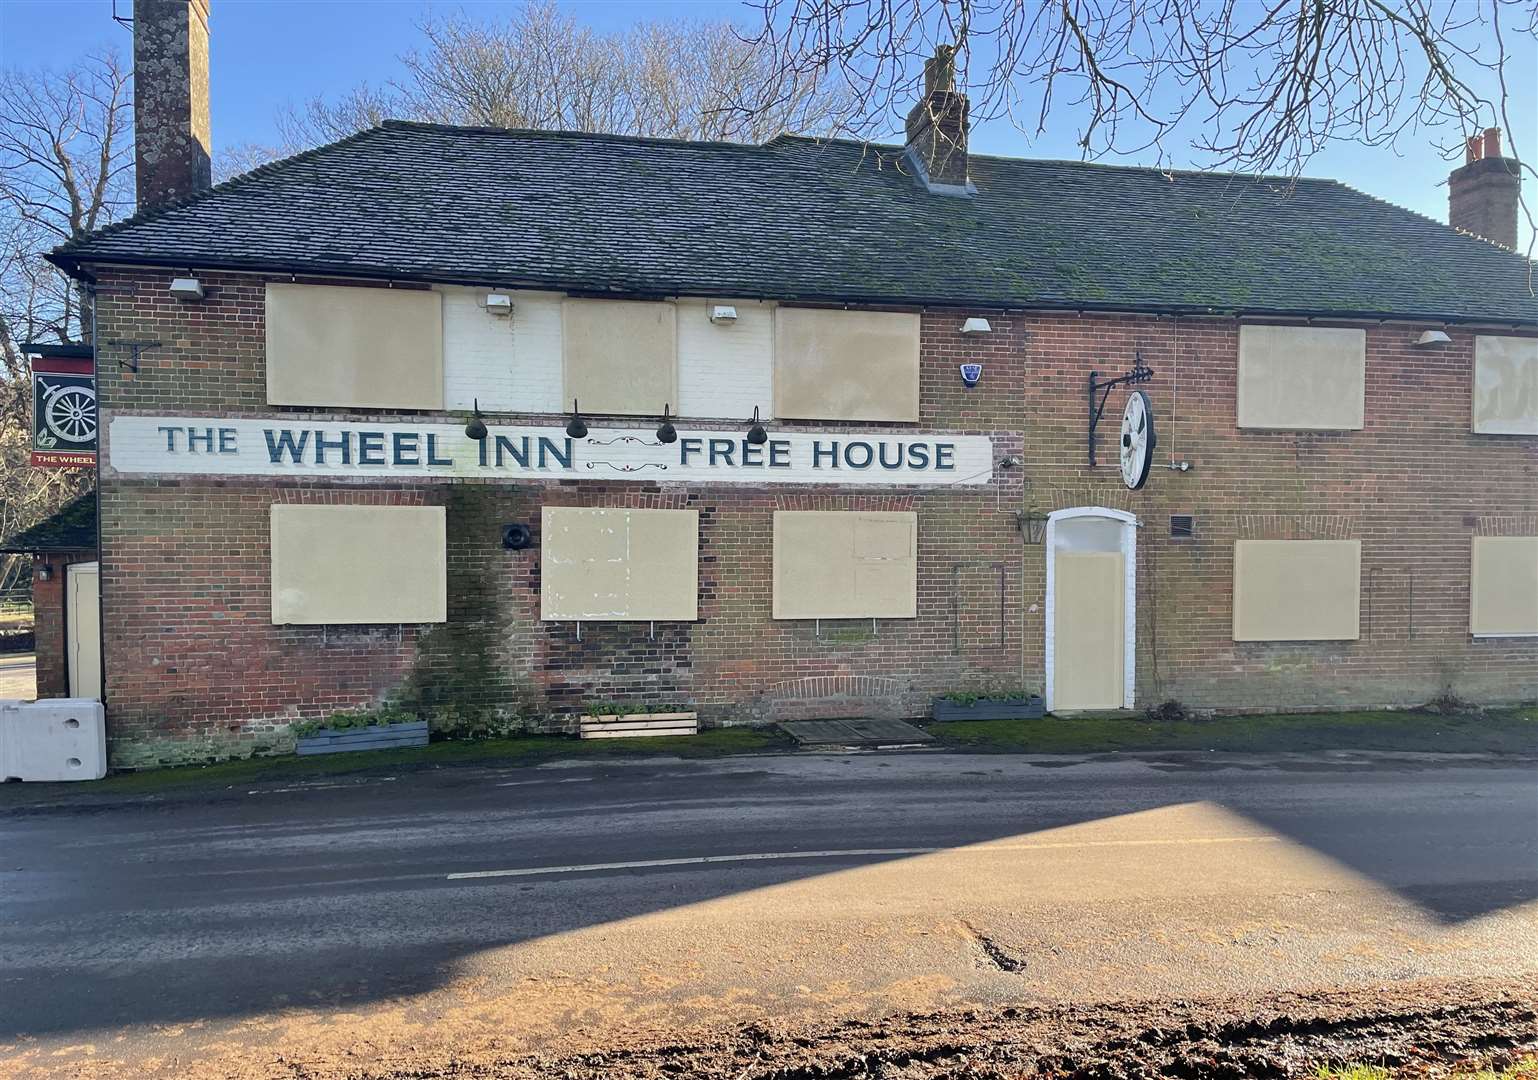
[248,778,397,795]
[446,834,1283,880]
[496,777,596,787]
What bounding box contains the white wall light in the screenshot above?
[1415,329,1451,347]
[168,277,204,301]
[960,317,992,335]
[484,293,513,316]
[709,305,738,325]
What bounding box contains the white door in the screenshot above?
[67,561,101,700]
[1053,551,1125,709]
[1046,509,1137,712]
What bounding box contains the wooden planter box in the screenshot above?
[295,720,429,755]
[579,712,698,740]
[931,696,1045,722]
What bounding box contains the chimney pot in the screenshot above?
[133,0,212,213]
[1466,135,1482,163]
[1483,126,1502,158]
[904,45,971,196]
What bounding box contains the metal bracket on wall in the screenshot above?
[1088,353,1155,466]
[108,340,162,373]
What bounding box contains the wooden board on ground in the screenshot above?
[579,713,699,740]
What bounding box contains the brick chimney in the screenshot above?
[1448,127,1520,250]
[904,45,971,195]
[133,0,211,213]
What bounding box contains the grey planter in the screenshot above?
[931,696,1045,722]
[295,720,429,755]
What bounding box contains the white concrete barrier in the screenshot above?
[0,699,107,782]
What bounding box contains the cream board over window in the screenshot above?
[541,507,698,621]
[270,505,446,625]
[1236,325,1365,430]
[562,300,677,416]
[266,283,443,410]
[1232,539,1360,641]
[773,308,920,422]
[772,511,918,619]
[1473,336,1538,435]
[1471,536,1538,636]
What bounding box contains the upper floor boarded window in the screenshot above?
[1473,335,1538,435]
[265,283,444,410]
[1236,325,1365,430]
[773,308,920,423]
[1232,539,1361,642]
[772,511,918,619]
[562,299,677,417]
[540,507,698,621]
[270,504,447,625]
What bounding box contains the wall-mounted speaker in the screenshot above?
[502,522,533,550]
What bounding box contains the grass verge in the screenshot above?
[925,707,1538,755]
[2,726,792,802]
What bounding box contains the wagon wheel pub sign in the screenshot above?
[26,343,97,469]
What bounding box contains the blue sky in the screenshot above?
[3,0,1533,248]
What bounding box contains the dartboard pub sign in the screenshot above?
[30,352,97,468]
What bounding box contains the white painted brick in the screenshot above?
[440,287,518,411]
[509,291,565,413]
[677,299,775,420]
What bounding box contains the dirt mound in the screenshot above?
[258,977,1534,1079]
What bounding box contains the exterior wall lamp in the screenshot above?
[1016,508,1049,544]
[566,399,588,440]
[656,405,677,444]
[36,560,53,582]
[168,276,204,301]
[465,398,488,441]
[745,406,768,445]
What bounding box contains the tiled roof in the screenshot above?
[51,121,1537,324]
[0,493,97,554]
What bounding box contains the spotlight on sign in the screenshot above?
[656,404,678,445]
[566,399,588,440]
[960,363,983,388]
[465,398,488,441]
[745,405,768,446]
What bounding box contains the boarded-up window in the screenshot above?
[774,308,920,422]
[772,511,917,619]
[1237,325,1365,430]
[1473,336,1538,435]
[271,505,446,625]
[1232,539,1360,641]
[266,283,443,409]
[541,507,697,621]
[562,300,677,416]
[1471,536,1538,636]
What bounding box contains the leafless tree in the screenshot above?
[226,2,853,178]
[0,51,122,562]
[741,0,1536,238]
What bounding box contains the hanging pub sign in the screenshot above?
[26,345,97,469]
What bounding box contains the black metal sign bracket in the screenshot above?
[1088,352,1155,466]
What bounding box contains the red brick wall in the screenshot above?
[90,267,1537,763]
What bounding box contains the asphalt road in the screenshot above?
[2,750,1536,1077]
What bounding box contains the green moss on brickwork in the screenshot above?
[391,488,536,738]
[109,727,297,770]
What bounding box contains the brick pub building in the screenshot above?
[34,0,1538,766]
